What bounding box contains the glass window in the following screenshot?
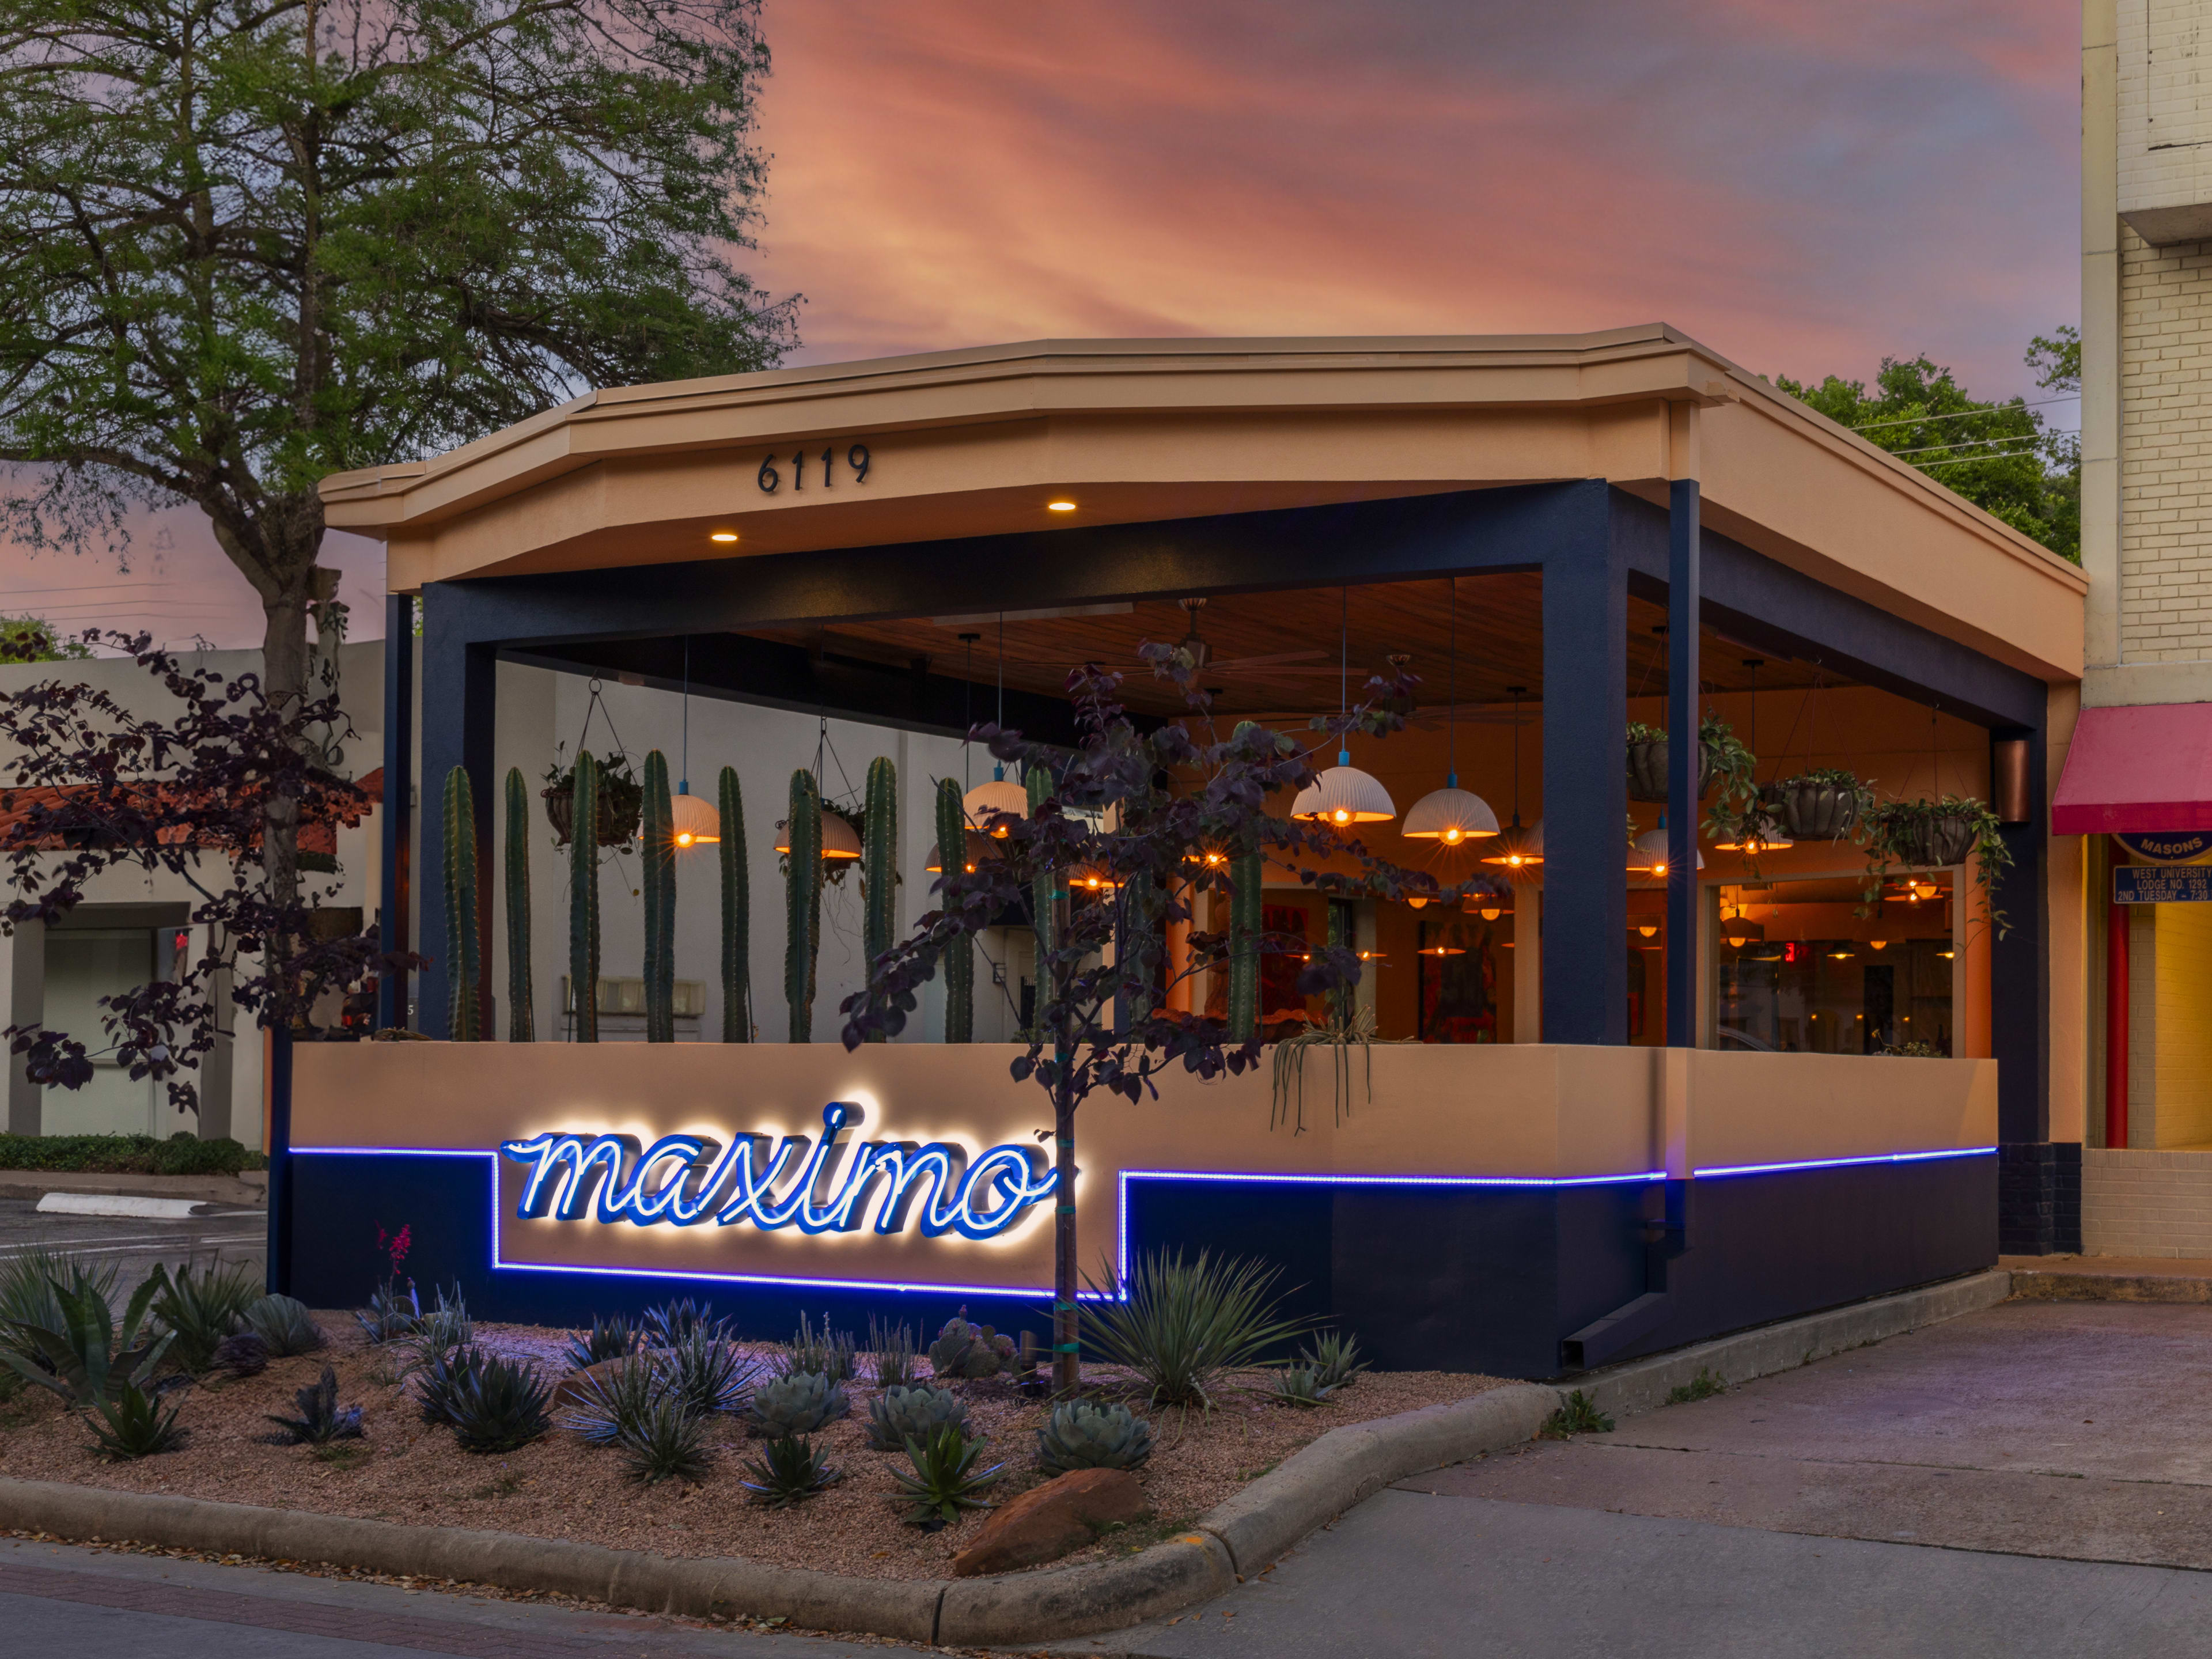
[1713,874,1956,1055]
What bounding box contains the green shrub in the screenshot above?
[1540,1390,1615,1438]
[617,1397,712,1487]
[1665,1368,1726,1406]
[85,1381,188,1460]
[740,1434,839,1507]
[1035,1399,1154,1475]
[892,1423,1003,1527]
[153,1259,261,1374]
[0,1132,266,1176]
[1080,1248,1308,1409]
[267,1364,364,1444]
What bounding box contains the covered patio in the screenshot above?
[303,327,2088,1376]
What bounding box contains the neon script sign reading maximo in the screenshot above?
[499,1104,1058,1241]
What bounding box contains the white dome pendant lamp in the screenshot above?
[1292,589,1397,827]
[669,638,719,849]
[1403,578,1499,846]
[962,613,1030,835]
[1628,813,1705,878]
[1482,686,1544,872]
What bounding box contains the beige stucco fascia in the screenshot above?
[2084,0,2126,686]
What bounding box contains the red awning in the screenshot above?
[2052,703,2212,834]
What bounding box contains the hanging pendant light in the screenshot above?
[1291,588,1396,825]
[1713,658,1793,853]
[668,638,720,848]
[963,612,1030,834]
[1404,579,1500,844]
[1482,686,1544,869]
[1627,814,1704,877]
[925,829,991,875]
[774,808,861,861]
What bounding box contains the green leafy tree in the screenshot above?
[1777,328,2080,563]
[0,0,796,916]
[0,615,92,661]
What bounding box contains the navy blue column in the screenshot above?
[1666,481,1700,1048]
[1541,495,1627,1044]
[1992,712,2067,1252]
[377,594,414,1031]
[418,584,498,1040]
[264,1026,294,1294]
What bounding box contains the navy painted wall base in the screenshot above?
[291,1153,1996,1379]
[1997,1142,2082,1256]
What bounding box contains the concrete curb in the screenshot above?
[0,1170,267,1207]
[2007,1266,2212,1304]
[0,1383,1563,1645]
[1573,1268,2016,1419]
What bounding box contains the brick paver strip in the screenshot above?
[0,1560,674,1657]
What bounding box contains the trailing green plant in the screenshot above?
[1861,794,2012,935]
[1665,1368,1726,1406]
[892,1422,1003,1527]
[618,1396,713,1487]
[785,768,823,1041]
[85,1381,188,1460]
[663,1326,759,1416]
[1267,1364,1336,1407]
[1080,1248,1309,1410]
[355,1278,422,1347]
[1297,1331,1370,1391]
[1268,1003,1418,1134]
[151,1259,261,1374]
[744,1368,850,1437]
[563,1313,640,1370]
[934,777,973,1044]
[0,1133,265,1176]
[1540,1390,1615,1438]
[1770,768,1875,842]
[740,1434,839,1508]
[643,1297,719,1348]
[2,1276,173,1405]
[1035,1399,1155,1475]
[641,748,676,1043]
[867,1315,920,1390]
[861,756,897,1040]
[559,1353,673,1446]
[865,1382,968,1452]
[241,1293,325,1357]
[1879,1039,1945,1058]
[543,751,643,847]
[442,765,482,1041]
[267,1363,365,1444]
[1626,713,1758,820]
[719,766,751,1043]
[504,767,535,1041]
[779,1310,856,1383]
[927,1311,1013,1381]
[441,1351,554,1453]
[570,750,601,1041]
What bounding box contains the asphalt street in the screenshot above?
[0,1195,266,1297]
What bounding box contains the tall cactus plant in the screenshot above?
[719,766,749,1043]
[935,777,973,1044]
[1027,764,1057,1039]
[570,751,601,1042]
[442,766,482,1041]
[503,767,533,1042]
[859,757,897,1041]
[785,769,822,1042]
[1226,722,1262,1043]
[641,749,676,1043]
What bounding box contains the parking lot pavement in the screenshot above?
[0,1196,265,1294]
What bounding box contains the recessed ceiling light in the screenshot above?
[709,531,738,543]
[1046,499,1077,512]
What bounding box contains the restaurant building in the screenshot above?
[306,327,2089,1376]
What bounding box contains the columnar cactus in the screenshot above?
[719,766,749,1043]
[641,749,675,1043]
[785,770,822,1042]
[503,767,533,1042]
[859,757,896,1042]
[935,777,972,1044]
[1026,764,1056,1036]
[1227,843,1262,1043]
[570,751,601,1042]
[443,766,482,1041]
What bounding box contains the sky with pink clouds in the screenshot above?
[0,0,2082,650]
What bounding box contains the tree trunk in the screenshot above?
[1053,1064,1080,1396]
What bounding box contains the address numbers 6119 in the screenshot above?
[758,444,871,494]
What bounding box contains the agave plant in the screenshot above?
[866,1316,920,1391]
[85,1381,189,1461]
[267,1364,365,1445]
[1267,1365,1335,1408]
[1035,1399,1154,1475]
[865,1383,968,1452]
[778,1310,857,1383]
[739,1435,839,1508]
[563,1313,640,1370]
[393,1285,473,1377]
[1298,1331,1369,1391]
[241,1293,325,1358]
[354,1279,423,1346]
[2,1277,174,1406]
[559,1352,671,1446]
[618,1396,713,1487]
[662,1325,759,1416]
[744,1368,849,1437]
[151,1259,262,1375]
[642,1297,720,1348]
[1080,1248,1308,1409]
[0,1247,119,1396]
[441,1352,554,1453]
[892,1423,1003,1527]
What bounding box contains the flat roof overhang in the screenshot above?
[322,325,2088,687]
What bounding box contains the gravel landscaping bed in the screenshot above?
[0,1313,1505,1581]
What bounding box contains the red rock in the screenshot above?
[551,1356,632,1415]
[951,1467,1150,1577]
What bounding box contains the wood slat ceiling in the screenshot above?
[747,575,1839,719]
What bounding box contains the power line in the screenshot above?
[1885,433,2061,459]
[1851,394,2077,434]
[1916,448,2048,470]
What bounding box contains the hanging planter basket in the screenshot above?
[1888,810,1982,870]
[1776,773,1866,841]
[1626,737,1715,804]
[543,767,643,848]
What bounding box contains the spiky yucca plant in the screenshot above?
[1298,1331,1370,1391]
[1267,1365,1335,1408]
[1080,1248,1306,1410]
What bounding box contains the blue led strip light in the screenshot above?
[1692,1146,1998,1179]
